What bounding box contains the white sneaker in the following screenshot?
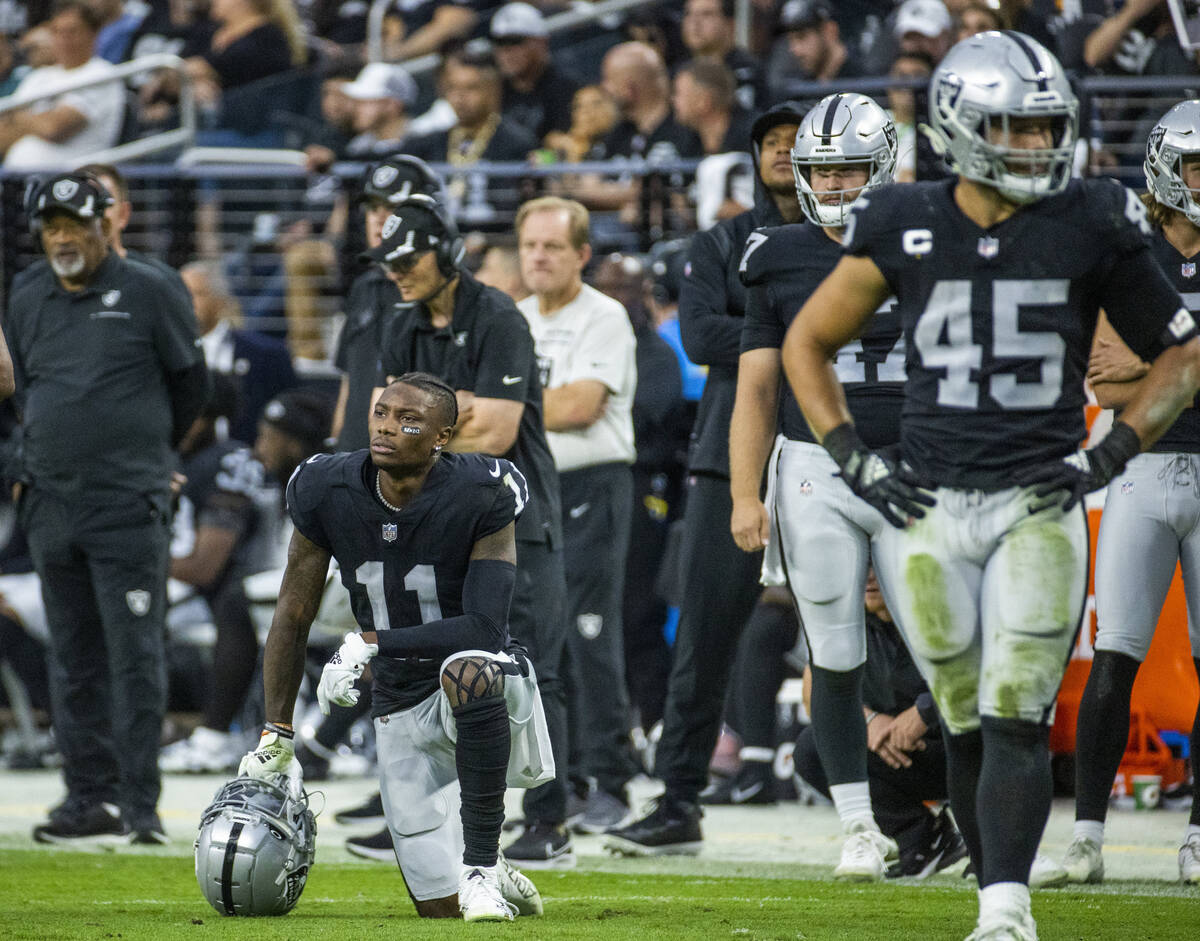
[833,826,899,882]
[1028,853,1068,889]
[965,909,1038,941]
[497,853,543,916]
[1179,834,1200,885]
[1059,837,1104,884]
[458,865,516,922]
[159,727,240,773]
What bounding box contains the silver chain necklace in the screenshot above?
[375,471,404,513]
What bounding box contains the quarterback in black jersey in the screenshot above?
[239,374,550,922]
[783,33,1200,941]
[1043,101,1200,889]
[732,92,906,882]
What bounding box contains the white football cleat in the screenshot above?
[1028,853,1068,889]
[159,727,240,773]
[833,826,898,882]
[1179,834,1200,885]
[497,853,543,916]
[1059,837,1104,884]
[459,865,516,922]
[965,909,1038,941]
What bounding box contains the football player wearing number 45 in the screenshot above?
[783,32,1200,941]
[238,372,552,922]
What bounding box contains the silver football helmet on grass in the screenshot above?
[195,776,317,917]
[1145,100,1200,227]
[792,92,897,227]
[926,30,1077,205]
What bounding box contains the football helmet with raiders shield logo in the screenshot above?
[926,30,1078,205]
[194,776,317,917]
[791,92,897,228]
[1145,100,1200,227]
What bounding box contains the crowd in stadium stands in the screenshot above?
[2,0,1200,895]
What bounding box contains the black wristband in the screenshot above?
[1097,420,1142,471]
[263,721,294,740]
[821,422,866,470]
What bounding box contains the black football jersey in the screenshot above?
[1148,230,1200,454]
[287,450,525,714]
[740,222,904,449]
[845,178,1191,489]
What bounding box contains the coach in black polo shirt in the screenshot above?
[8,174,207,847]
[369,197,574,868]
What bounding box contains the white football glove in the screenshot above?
[316,632,379,715]
[238,728,302,798]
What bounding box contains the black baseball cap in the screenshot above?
[779,0,833,32]
[30,173,113,223]
[361,202,449,266]
[261,389,333,451]
[359,156,444,207]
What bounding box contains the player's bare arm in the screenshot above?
[450,396,523,455]
[262,528,332,725]
[1087,312,1150,408]
[1113,335,1200,448]
[781,255,890,439]
[729,347,782,552]
[543,379,608,432]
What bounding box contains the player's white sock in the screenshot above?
[829,781,875,833]
[1072,820,1104,848]
[978,882,1031,922]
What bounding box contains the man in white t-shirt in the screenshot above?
[0,2,123,170]
[515,196,639,833]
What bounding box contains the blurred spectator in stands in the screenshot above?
[1078,0,1177,75]
[140,0,307,124]
[994,0,1057,51]
[88,0,142,62]
[681,0,765,112]
[542,84,618,162]
[0,30,23,97]
[379,0,487,62]
[673,59,753,156]
[893,0,953,65]
[124,0,211,66]
[954,1,1000,41]
[624,8,686,72]
[885,50,933,183]
[492,2,580,141]
[182,259,299,445]
[407,47,538,222]
[157,372,284,774]
[766,0,860,103]
[310,0,371,47]
[598,41,701,162]
[0,1,123,169]
[341,61,418,158]
[19,21,57,70]
[300,73,357,169]
[475,243,529,301]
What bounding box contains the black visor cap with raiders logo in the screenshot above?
[359,157,442,206]
[31,173,112,224]
[360,205,444,266]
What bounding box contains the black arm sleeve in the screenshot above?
[678,226,743,367]
[167,361,210,447]
[374,558,515,659]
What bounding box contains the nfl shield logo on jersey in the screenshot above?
[1184,262,1196,278]
[977,236,1000,259]
[102,289,120,306]
[382,522,398,543]
[798,479,813,496]
[1122,481,1134,495]
[126,590,151,616]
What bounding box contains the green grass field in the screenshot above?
[1,849,1195,941]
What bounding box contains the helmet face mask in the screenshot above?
[1145,100,1200,228]
[928,31,1078,205]
[194,777,317,917]
[792,92,897,228]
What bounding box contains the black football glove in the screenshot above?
[1013,420,1142,512]
[823,423,936,529]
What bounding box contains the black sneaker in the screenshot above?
[700,764,776,806]
[334,792,385,827]
[345,827,396,862]
[503,822,576,870]
[887,808,969,879]
[33,801,128,845]
[602,796,703,856]
[128,813,168,846]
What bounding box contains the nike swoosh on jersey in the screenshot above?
[489,460,502,477]
[502,375,522,385]
[568,503,590,518]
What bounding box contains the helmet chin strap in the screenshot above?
[394,269,458,309]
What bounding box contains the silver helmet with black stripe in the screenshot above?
[1145,100,1200,227]
[926,30,1078,205]
[194,776,317,917]
[791,92,897,228]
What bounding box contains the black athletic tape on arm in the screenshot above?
[373,559,515,659]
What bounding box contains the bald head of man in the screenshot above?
[601,41,668,113]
